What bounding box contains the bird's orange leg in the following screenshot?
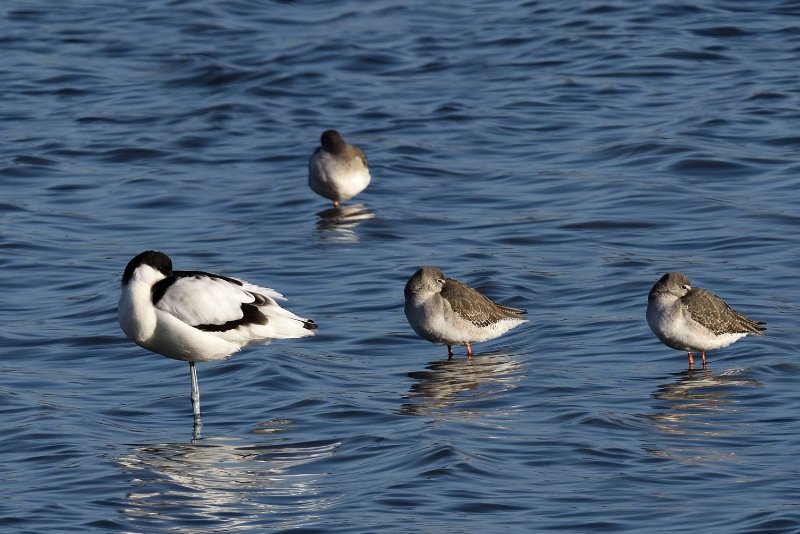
[466,343,473,360]
[687,351,695,369]
[701,351,707,368]
[333,200,340,209]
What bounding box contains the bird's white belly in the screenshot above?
[647,300,746,352]
[309,153,370,201]
[143,311,241,362]
[406,298,524,345]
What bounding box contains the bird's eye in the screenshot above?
[436,278,444,285]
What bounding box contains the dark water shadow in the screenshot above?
[315,204,375,243]
[117,433,339,531]
[400,352,523,417]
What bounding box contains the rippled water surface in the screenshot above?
[2,1,799,532]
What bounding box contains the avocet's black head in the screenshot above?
[122,250,173,285]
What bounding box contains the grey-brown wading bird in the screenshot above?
[308,129,371,209]
[404,266,527,359]
[646,271,765,368]
[118,251,318,427]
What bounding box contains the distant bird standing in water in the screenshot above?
[404,266,527,359]
[646,271,765,368]
[308,129,371,209]
[118,250,318,426]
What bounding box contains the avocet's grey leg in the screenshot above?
[190,361,202,426]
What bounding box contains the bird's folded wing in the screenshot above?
[682,288,760,335]
[154,273,279,328]
[441,279,513,327]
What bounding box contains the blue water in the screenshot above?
[1,0,799,532]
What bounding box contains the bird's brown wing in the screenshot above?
[682,288,765,335]
[441,278,526,328]
[354,146,368,169]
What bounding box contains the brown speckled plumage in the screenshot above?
[404,266,527,359]
[440,278,526,328]
[682,287,765,335]
[646,271,765,368]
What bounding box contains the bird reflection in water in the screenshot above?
[645,367,760,463]
[315,204,375,243]
[401,352,523,417]
[117,434,339,531]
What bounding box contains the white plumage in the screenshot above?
[118,250,317,425]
